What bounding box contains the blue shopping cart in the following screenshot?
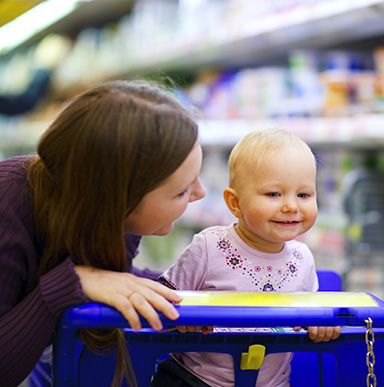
[51,270,384,386]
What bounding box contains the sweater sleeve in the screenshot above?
[0,258,86,386]
[0,158,87,386]
[123,233,161,280]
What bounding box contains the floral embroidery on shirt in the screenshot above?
[229,256,241,268]
[263,283,275,292]
[214,230,304,291]
[293,250,303,261]
[217,239,231,251]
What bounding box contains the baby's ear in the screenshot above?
[223,188,243,218]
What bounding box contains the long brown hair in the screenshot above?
[27,80,198,386]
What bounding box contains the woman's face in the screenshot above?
[124,143,206,236]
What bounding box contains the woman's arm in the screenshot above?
[0,258,87,386]
[0,162,87,385]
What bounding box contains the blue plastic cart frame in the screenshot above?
[52,271,384,386]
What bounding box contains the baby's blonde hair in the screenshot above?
[228,128,314,189]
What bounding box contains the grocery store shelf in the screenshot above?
[2,115,384,157]
[198,115,384,148]
[7,0,382,84]
[113,0,384,74]
[2,0,384,155]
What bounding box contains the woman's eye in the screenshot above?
[177,189,188,197]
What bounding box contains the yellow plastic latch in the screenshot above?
[240,344,266,370]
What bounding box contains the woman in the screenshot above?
[0,80,206,386]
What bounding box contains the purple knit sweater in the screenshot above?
[0,156,156,386]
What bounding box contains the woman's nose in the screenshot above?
[190,178,206,203]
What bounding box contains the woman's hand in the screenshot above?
[74,266,182,332]
[294,326,341,343]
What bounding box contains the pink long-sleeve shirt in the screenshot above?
[161,224,319,387]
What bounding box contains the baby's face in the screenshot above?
[235,145,317,253]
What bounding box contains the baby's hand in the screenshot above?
[294,326,341,343]
[176,326,213,335]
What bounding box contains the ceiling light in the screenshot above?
[0,0,81,56]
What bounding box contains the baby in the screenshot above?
[153,128,341,387]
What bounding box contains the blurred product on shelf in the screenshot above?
[374,46,384,109]
[0,68,50,116]
[0,34,71,116]
[320,50,377,116]
[185,49,384,119]
[33,34,72,74]
[342,152,384,263]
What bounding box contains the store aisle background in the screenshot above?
[2,0,384,316]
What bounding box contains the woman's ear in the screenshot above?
[223,187,243,218]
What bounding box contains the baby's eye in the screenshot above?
[298,193,309,198]
[266,192,280,198]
